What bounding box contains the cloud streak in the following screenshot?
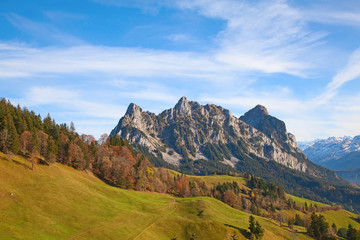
[0,43,235,81]
[5,13,84,45]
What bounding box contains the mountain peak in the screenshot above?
[125,103,143,116]
[240,104,288,144]
[253,104,269,116]
[174,96,191,115]
[240,104,269,126]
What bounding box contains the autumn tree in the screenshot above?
[20,131,32,155]
[68,143,85,169]
[224,189,237,207]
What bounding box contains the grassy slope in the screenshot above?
[170,169,360,231]
[0,153,354,240]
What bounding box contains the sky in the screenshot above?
[1,0,360,141]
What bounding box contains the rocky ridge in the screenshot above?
[111,97,318,174]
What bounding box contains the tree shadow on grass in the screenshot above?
[351,216,360,223]
[225,224,251,239]
[12,159,31,170]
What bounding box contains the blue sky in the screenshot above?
[1,0,360,141]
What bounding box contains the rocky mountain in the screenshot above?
[111,97,360,208]
[300,136,360,170]
[111,97,339,179]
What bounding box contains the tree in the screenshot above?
[249,215,256,235]
[254,221,264,239]
[330,223,337,236]
[307,213,330,240]
[288,217,295,229]
[347,224,360,240]
[6,115,19,154]
[224,189,237,207]
[30,149,39,170]
[0,129,9,153]
[68,143,85,169]
[38,130,48,157]
[20,131,32,155]
[294,214,305,226]
[249,215,264,239]
[98,133,109,146]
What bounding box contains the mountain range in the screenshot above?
[299,136,360,184]
[110,97,359,209]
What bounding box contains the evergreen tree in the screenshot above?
[6,114,19,154]
[249,215,256,235]
[347,224,360,240]
[307,213,330,240]
[249,216,264,239]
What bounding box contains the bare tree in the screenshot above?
[98,133,109,146]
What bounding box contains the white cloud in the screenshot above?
[176,0,327,76]
[313,48,360,106]
[305,10,360,26]
[330,48,360,91]
[0,43,235,82]
[17,86,126,119]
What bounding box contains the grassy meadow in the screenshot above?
[0,153,357,239]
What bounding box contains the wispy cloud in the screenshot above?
[0,42,235,81]
[43,11,85,21]
[5,13,83,45]
[176,0,327,76]
[167,33,194,43]
[16,86,126,119]
[314,48,360,105]
[306,10,360,26]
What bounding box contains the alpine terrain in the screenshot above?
[111,97,359,210]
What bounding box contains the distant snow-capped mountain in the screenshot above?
[299,136,360,170]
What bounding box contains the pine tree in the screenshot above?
[249,215,256,234]
[249,215,264,239]
[6,114,19,154]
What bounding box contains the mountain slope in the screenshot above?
[1,153,319,240]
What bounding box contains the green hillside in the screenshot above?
[0,153,319,240]
[170,168,360,232]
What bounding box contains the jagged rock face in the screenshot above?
[111,97,311,174]
[240,104,297,150]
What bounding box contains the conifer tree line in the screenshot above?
[1,98,358,239]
